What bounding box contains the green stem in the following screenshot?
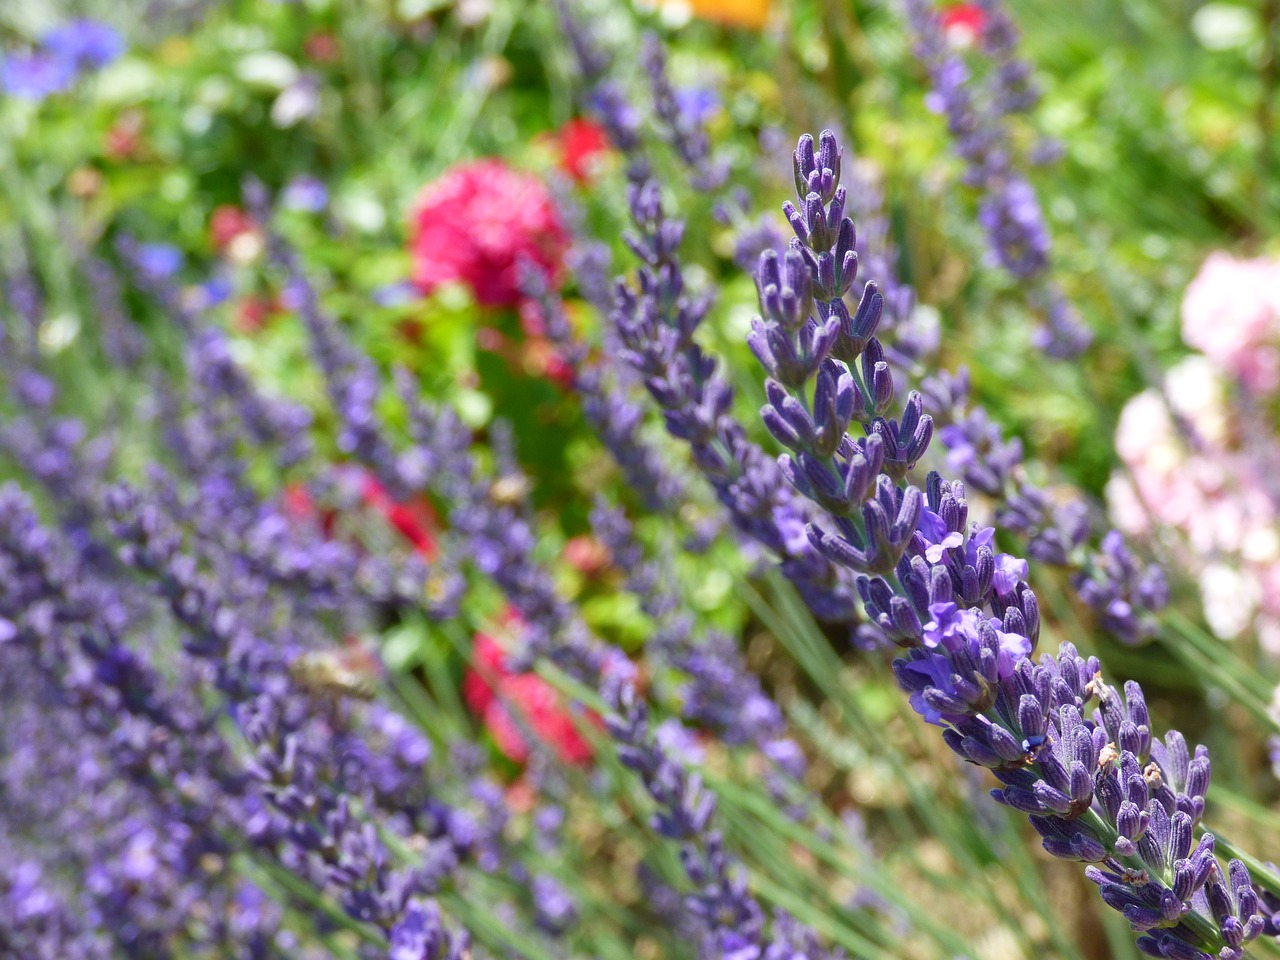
[751,572,1079,959]
[252,858,386,947]
[1158,621,1280,735]
[1163,608,1277,704]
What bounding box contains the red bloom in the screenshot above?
[280,483,337,537]
[563,534,610,577]
[941,4,985,46]
[408,159,568,309]
[463,631,508,716]
[282,470,439,558]
[303,31,341,64]
[282,483,318,522]
[233,294,277,334]
[463,620,595,765]
[520,337,575,389]
[359,473,438,561]
[104,109,145,162]
[556,118,610,183]
[485,674,594,765]
[209,205,257,251]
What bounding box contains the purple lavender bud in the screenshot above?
[792,131,841,205]
[861,338,895,416]
[640,32,727,190]
[389,899,469,960]
[825,282,884,365]
[531,875,578,936]
[756,248,815,333]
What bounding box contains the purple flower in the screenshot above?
[754,130,1265,960]
[531,875,577,936]
[654,717,706,765]
[992,552,1027,597]
[281,175,329,212]
[917,506,964,562]
[921,601,968,651]
[389,899,467,960]
[372,281,419,307]
[762,738,806,780]
[43,20,125,70]
[716,930,764,960]
[200,275,233,306]
[675,86,719,124]
[902,652,958,725]
[134,243,184,280]
[1,52,76,100]
[902,0,1091,357]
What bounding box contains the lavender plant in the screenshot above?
[749,128,1271,960]
[901,0,1091,358]
[4,4,1280,959]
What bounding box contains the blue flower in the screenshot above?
[282,175,329,213]
[134,244,184,280]
[921,600,968,652]
[43,20,125,70]
[992,552,1028,597]
[1,52,76,100]
[917,505,963,562]
[1,20,123,103]
[902,652,958,725]
[373,281,419,308]
[985,616,1031,676]
[675,86,719,124]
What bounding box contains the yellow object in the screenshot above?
[679,0,770,29]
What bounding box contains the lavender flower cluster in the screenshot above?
[1,18,123,101]
[902,0,1090,358]
[750,128,1268,960]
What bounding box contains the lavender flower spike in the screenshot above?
[901,0,1091,357]
[612,174,858,621]
[751,130,1267,960]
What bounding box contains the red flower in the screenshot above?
[282,470,438,557]
[303,31,341,64]
[209,205,257,251]
[941,4,985,46]
[282,483,318,522]
[519,337,576,389]
[485,674,594,765]
[563,534,610,577]
[408,159,568,309]
[463,619,595,765]
[233,294,277,334]
[556,118,610,184]
[463,631,508,716]
[104,109,145,162]
[280,483,337,537]
[358,473,438,561]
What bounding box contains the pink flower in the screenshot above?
[1110,351,1280,646]
[941,4,985,47]
[408,159,568,309]
[1181,251,1280,393]
[463,616,596,766]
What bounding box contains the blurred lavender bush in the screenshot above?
[3,1,1280,959]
